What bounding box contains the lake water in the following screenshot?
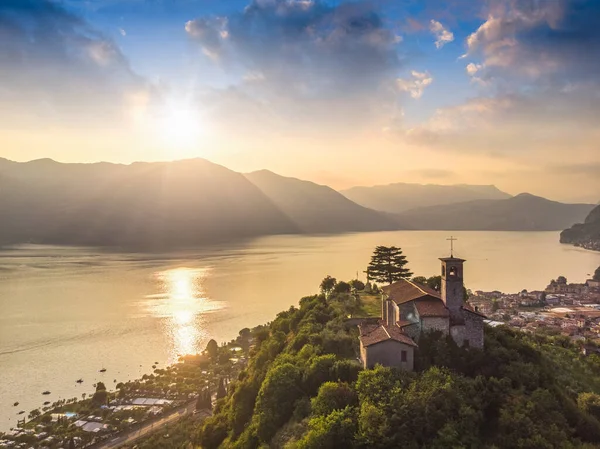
[1,230,599,430]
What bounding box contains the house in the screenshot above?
[358,253,486,371]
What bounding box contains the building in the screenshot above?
[359,254,485,370]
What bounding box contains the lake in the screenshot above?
[1,230,599,430]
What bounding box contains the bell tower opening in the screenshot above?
[440,256,465,315]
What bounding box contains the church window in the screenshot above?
[449,266,457,276]
[401,350,407,362]
[442,266,446,277]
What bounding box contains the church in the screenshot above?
[359,253,485,371]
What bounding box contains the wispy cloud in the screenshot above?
[396,71,433,99]
[429,19,454,48]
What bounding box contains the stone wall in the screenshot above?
[464,312,484,349]
[421,317,450,336]
[362,340,414,371]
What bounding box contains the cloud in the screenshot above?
[0,0,151,128]
[396,71,433,99]
[185,0,405,131]
[429,19,454,48]
[465,0,600,87]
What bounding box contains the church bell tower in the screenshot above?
[440,256,465,316]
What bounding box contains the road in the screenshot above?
[92,401,197,449]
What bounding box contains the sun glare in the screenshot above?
[159,107,201,148]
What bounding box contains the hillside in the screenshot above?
[0,159,399,248]
[396,193,595,231]
[561,204,600,251]
[244,170,400,233]
[187,284,600,449]
[0,158,300,248]
[341,182,511,214]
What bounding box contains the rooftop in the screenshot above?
[382,279,441,305]
[359,323,418,348]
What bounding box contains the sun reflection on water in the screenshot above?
[146,267,223,362]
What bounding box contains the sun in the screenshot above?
[159,106,202,148]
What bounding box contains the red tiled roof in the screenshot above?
[359,324,418,348]
[382,279,441,305]
[414,298,449,317]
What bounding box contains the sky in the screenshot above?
[0,0,599,202]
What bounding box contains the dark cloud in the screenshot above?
[186,0,404,131]
[0,0,150,127]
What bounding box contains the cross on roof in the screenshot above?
[447,236,457,257]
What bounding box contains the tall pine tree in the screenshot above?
[366,246,412,284]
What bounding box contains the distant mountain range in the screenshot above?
[341,183,511,214]
[244,170,398,233]
[395,193,595,231]
[0,158,594,248]
[560,204,600,251]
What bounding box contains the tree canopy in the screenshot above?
[594,266,600,282]
[366,246,412,285]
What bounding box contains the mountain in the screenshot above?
[244,170,399,233]
[396,193,595,231]
[560,204,600,251]
[341,182,511,214]
[0,159,398,248]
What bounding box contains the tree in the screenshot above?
[349,279,365,291]
[333,281,351,294]
[427,275,442,291]
[206,339,218,359]
[557,276,568,284]
[366,246,412,284]
[320,276,337,297]
[92,382,108,406]
[216,378,227,400]
[412,276,428,285]
[594,266,600,282]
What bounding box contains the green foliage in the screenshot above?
[206,339,219,359]
[311,382,357,416]
[594,266,600,282]
[348,279,365,291]
[320,276,337,296]
[333,281,351,294]
[366,246,412,284]
[196,278,600,449]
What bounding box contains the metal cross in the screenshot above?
[447,236,457,257]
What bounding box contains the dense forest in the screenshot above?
[131,282,600,448]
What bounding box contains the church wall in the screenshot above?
[402,323,421,341]
[464,313,484,349]
[421,317,449,335]
[450,325,467,347]
[399,302,418,322]
[363,340,414,371]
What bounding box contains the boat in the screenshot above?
[43,401,50,405]
[18,411,24,415]
[99,368,107,373]
[76,379,84,383]
[42,391,51,395]
[13,402,19,407]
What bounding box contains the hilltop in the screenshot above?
[561,204,600,251]
[188,284,600,449]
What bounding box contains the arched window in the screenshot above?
[449,266,457,276]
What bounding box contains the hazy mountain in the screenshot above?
[0,158,300,248]
[244,170,399,233]
[396,193,595,231]
[560,204,600,251]
[341,183,511,214]
[0,159,399,248]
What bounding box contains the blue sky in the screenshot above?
[0,0,599,202]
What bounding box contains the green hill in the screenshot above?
[561,204,600,251]
[187,285,600,449]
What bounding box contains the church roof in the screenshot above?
[359,323,418,348]
[462,304,487,318]
[382,279,441,305]
[414,298,450,317]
